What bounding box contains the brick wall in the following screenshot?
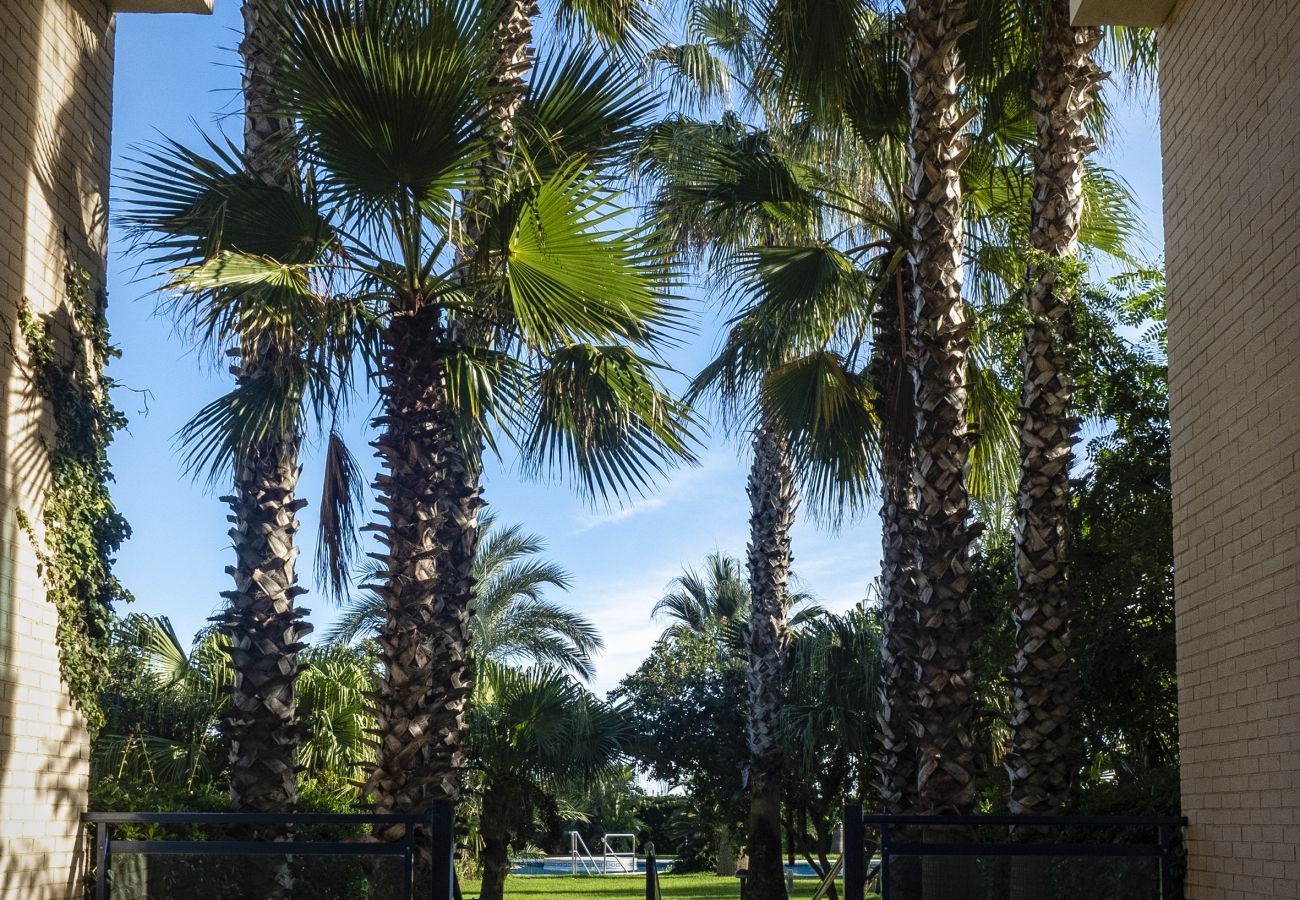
[1161,0,1300,897]
[0,1,115,897]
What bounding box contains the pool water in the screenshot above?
[509,858,833,878]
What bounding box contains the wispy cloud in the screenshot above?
[570,450,735,535]
[574,495,668,533]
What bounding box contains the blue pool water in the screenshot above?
[510,858,834,878]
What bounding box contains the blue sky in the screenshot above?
[105,5,1165,696]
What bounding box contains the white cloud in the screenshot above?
[570,450,738,535]
[573,495,668,533]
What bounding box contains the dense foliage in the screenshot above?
[18,253,132,733]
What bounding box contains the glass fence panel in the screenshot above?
[104,853,406,900]
[880,854,1162,900]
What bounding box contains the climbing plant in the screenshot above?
[16,240,132,733]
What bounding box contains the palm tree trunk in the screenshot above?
[223,6,308,896]
[1007,5,1103,896]
[477,786,514,900]
[872,270,922,898]
[744,421,796,900]
[364,306,481,887]
[903,1,979,895]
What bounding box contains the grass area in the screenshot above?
[459,874,871,900]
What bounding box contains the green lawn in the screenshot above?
[459,874,872,900]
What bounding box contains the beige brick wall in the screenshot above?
[1161,0,1300,897]
[0,1,115,897]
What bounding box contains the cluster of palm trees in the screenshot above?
[96,516,620,900]
[115,0,1154,898]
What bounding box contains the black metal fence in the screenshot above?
[843,804,1187,900]
[82,802,456,900]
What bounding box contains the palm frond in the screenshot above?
[316,430,366,602]
[524,344,700,503]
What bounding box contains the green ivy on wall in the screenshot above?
[17,242,132,733]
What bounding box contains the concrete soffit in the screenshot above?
[1070,0,1175,26]
[110,0,214,13]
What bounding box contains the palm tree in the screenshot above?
[1003,3,1105,895]
[639,18,840,891]
[895,0,983,831]
[468,663,629,900]
[295,642,377,785]
[652,551,751,641]
[783,605,883,898]
[95,615,230,793]
[215,0,313,834]
[125,2,693,883]
[328,514,602,681]
[1004,0,1105,814]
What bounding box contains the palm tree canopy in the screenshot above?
[469,662,629,789]
[120,0,699,509]
[652,552,823,650]
[327,514,602,680]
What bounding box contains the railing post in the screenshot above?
[403,821,415,900]
[880,821,891,900]
[429,800,455,900]
[644,841,659,900]
[95,821,109,900]
[844,803,864,900]
[1158,824,1173,900]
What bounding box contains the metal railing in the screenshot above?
[82,800,456,900]
[843,803,1187,900]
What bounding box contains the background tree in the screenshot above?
[328,514,602,681]
[613,618,749,867]
[468,663,629,900]
[782,605,883,898]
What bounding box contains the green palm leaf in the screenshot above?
[525,344,699,502]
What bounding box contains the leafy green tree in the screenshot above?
[613,623,749,863]
[468,663,629,900]
[1071,273,1174,782]
[95,615,374,794]
[95,615,229,793]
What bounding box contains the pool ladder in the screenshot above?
[569,831,638,874]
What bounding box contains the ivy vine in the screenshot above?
[17,240,132,733]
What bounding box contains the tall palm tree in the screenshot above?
[1005,0,1104,815]
[1004,2,1105,894]
[328,514,603,681]
[468,663,629,900]
[898,0,982,828]
[440,0,655,739]
[125,2,693,884]
[220,0,311,836]
[639,18,831,889]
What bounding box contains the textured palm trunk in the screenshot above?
[903,1,979,896]
[872,271,922,898]
[477,785,514,900]
[1007,5,1104,897]
[744,422,795,900]
[364,305,481,891]
[222,6,307,897]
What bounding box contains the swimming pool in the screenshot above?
[509,858,836,878]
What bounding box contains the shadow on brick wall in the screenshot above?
[1,0,114,896]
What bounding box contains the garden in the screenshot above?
[63,0,1175,898]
